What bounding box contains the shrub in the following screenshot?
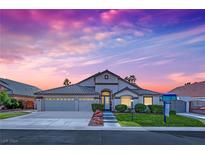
[18,100,24,109]
[145,107,151,114]
[148,105,163,114]
[0,91,11,107]
[0,91,23,109]
[91,103,104,112]
[170,110,176,115]
[126,108,131,113]
[115,104,128,112]
[11,98,20,109]
[135,104,146,113]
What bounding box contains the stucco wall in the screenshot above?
[153,96,162,105]
[115,89,138,98]
[95,72,118,83]
[95,85,119,93]
[36,98,43,111]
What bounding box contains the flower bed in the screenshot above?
[89,109,103,126]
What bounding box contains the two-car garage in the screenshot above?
[44,98,75,111]
[37,97,97,111]
[35,84,100,112]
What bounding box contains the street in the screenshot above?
[1,129,205,145]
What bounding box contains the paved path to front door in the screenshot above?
[103,111,121,127]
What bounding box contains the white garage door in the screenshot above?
[78,98,95,111]
[44,98,75,111]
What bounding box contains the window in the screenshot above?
[120,96,132,107]
[104,74,109,79]
[144,96,153,105]
[45,98,74,101]
[65,98,74,101]
[79,98,94,101]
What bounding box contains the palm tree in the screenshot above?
[63,78,71,86]
[124,75,137,84]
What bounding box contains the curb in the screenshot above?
[1,127,205,131]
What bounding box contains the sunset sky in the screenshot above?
[0,10,205,92]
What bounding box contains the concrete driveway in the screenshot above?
[177,113,205,120]
[0,111,93,129]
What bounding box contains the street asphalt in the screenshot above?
[1,129,205,145]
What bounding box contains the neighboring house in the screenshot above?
[0,78,41,109]
[169,81,205,114]
[35,70,162,111]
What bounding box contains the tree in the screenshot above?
[185,82,191,86]
[0,91,21,109]
[124,75,137,84]
[0,91,12,107]
[63,78,71,86]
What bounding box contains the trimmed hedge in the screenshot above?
[148,105,163,114]
[91,103,104,112]
[115,104,128,113]
[135,104,146,113]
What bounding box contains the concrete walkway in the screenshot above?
[103,111,121,128]
[177,113,205,120]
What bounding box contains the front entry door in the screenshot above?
[104,96,110,110]
[101,91,111,111]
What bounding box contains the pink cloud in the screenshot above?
[101,10,119,22]
[95,32,113,41]
[167,72,205,84]
[50,20,66,31]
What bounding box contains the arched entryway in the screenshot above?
[101,90,112,111]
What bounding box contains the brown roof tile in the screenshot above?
[169,81,205,97]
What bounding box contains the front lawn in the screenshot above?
[0,112,30,119]
[115,113,205,127]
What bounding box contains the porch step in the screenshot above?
[103,113,113,116]
[103,116,116,119]
[103,111,121,127]
[103,111,118,123]
[103,119,118,123]
[104,122,121,127]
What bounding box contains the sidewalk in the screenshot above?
[1,125,205,131]
[103,111,121,128]
[177,113,205,120]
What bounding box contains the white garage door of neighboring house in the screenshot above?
[44,98,75,111]
[78,98,94,111]
[171,100,186,113]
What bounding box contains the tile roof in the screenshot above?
[132,89,161,95]
[169,81,205,97]
[78,69,142,89]
[114,87,161,96]
[0,78,41,97]
[35,84,99,95]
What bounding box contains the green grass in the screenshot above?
[0,112,30,119]
[115,113,205,127]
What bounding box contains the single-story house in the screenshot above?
[35,70,162,111]
[0,78,41,109]
[170,81,205,114]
